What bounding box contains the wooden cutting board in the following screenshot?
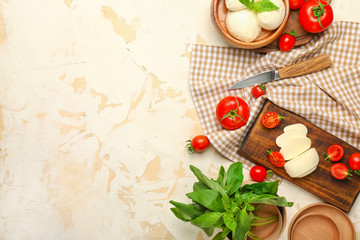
[238,100,360,212]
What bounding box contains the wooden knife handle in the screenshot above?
[278,54,332,79]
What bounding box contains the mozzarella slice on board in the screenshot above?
[280,136,311,160]
[284,148,319,178]
[276,131,307,148]
[283,123,308,135]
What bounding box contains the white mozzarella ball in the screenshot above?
[256,0,285,30]
[226,9,261,42]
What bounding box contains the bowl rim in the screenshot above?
[211,0,290,49]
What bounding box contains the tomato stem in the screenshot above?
[219,98,246,123]
[266,149,274,156]
[312,0,329,29]
[185,140,195,154]
[266,170,273,179]
[321,152,331,162]
[259,84,266,94]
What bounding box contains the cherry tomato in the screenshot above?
[278,30,296,52]
[250,166,272,182]
[323,144,344,162]
[349,153,360,175]
[186,135,210,153]
[299,0,333,33]
[267,149,285,167]
[289,0,305,10]
[216,96,250,130]
[330,163,352,180]
[261,112,284,129]
[251,84,266,99]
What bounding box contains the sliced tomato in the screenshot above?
[330,163,352,180]
[323,144,344,162]
[267,149,285,167]
[261,112,284,129]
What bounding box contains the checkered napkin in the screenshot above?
[189,21,360,170]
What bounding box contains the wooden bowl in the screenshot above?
[211,0,290,49]
[287,203,355,240]
[290,213,340,240]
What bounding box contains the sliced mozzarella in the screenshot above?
[283,123,308,135]
[297,165,317,178]
[284,148,319,178]
[280,136,311,160]
[276,131,307,148]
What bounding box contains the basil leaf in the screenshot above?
[236,212,251,239]
[190,212,223,228]
[186,189,225,212]
[216,166,227,188]
[238,0,252,9]
[235,190,243,206]
[233,209,251,240]
[223,212,237,232]
[213,227,231,240]
[170,207,189,222]
[190,165,227,196]
[252,0,279,12]
[225,162,244,196]
[193,181,208,192]
[201,226,215,237]
[169,200,202,220]
[249,194,294,207]
[240,181,279,195]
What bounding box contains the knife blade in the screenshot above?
[229,54,332,90]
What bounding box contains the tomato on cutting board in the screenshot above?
[330,163,352,180]
[323,144,344,162]
[267,149,285,167]
[349,153,360,175]
[216,96,250,130]
[186,135,210,153]
[299,0,333,33]
[261,112,284,128]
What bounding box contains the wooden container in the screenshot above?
[211,0,290,49]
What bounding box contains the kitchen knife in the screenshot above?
[229,54,332,90]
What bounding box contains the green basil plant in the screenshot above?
[169,162,293,240]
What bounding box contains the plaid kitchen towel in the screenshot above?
[189,21,360,170]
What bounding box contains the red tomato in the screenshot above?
[299,0,334,33]
[250,166,271,182]
[216,96,250,130]
[278,30,296,52]
[349,153,360,175]
[261,112,284,129]
[186,135,210,153]
[330,163,352,180]
[267,149,285,167]
[323,144,344,162]
[251,84,266,99]
[289,0,305,9]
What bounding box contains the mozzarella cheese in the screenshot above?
[284,148,319,178]
[226,9,261,42]
[225,0,247,11]
[256,0,285,30]
[280,136,311,160]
